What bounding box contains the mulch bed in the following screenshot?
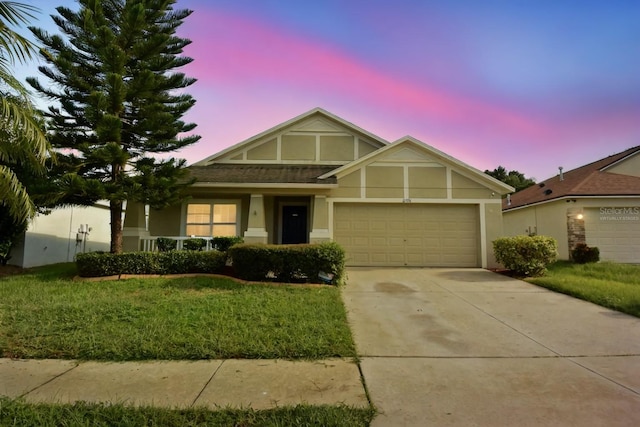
[0,265,25,278]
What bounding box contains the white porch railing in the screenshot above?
[140,236,217,252]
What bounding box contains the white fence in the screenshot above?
[140,237,217,252]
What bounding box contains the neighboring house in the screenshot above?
[503,146,640,263]
[9,203,111,268]
[123,108,513,268]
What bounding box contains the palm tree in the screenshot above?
[0,1,50,223]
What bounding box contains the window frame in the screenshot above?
[182,199,241,237]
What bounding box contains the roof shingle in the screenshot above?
[187,164,338,184]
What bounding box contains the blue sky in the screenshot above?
[17,0,640,181]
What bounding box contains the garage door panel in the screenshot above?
[352,236,369,246]
[406,221,423,231]
[370,237,387,246]
[334,203,479,267]
[585,208,640,263]
[388,236,406,246]
[352,222,369,231]
[405,237,423,247]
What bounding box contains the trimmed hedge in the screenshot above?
[571,243,600,264]
[210,236,244,252]
[76,250,226,277]
[493,235,557,277]
[156,237,177,252]
[229,241,346,285]
[182,238,207,251]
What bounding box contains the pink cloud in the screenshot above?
[181,9,551,142]
[174,7,638,181]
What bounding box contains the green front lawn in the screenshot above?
[0,399,375,427]
[526,261,640,317]
[0,264,356,361]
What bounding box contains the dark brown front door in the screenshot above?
[282,205,308,244]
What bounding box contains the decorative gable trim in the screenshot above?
[192,108,388,166]
[319,136,514,194]
[291,118,345,132]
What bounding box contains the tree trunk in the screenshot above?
[110,200,123,254]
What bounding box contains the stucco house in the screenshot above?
[9,203,111,268]
[503,146,640,263]
[123,108,513,268]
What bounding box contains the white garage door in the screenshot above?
[334,203,479,267]
[585,208,640,263]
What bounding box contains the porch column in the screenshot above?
[122,201,149,251]
[309,195,331,243]
[244,194,268,244]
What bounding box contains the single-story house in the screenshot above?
[503,146,640,263]
[123,108,513,268]
[9,203,111,268]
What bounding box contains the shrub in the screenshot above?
[572,243,600,264]
[0,206,28,265]
[183,238,207,251]
[155,237,177,252]
[76,250,225,277]
[229,241,346,285]
[493,235,557,277]
[210,236,244,252]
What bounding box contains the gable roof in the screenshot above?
[319,136,515,194]
[192,107,389,166]
[504,146,640,211]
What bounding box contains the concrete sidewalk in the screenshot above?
[0,358,369,409]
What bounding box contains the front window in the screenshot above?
[186,202,238,237]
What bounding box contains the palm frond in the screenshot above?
[0,164,35,222]
[0,96,49,165]
[0,1,39,64]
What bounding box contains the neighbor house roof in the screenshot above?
[504,146,640,211]
[187,164,338,185]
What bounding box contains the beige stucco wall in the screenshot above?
[247,138,277,160]
[281,135,316,160]
[366,165,404,198]
[358,140,378,157]
[503,201,569,257]
[484,202,504,268]
[264,196,275,244]
[408,166,447,199]
[334,171,361,198]
[149,204,182,237]
[452,171,493,199]
[320,135,355,161]
[606,154,640,177]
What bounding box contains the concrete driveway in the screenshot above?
[343,268,640,426]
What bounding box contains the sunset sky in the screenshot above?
[18,0,640,182]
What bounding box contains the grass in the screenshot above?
[0,398,376,427]
[526,261,640,317]
[0,264,356,360]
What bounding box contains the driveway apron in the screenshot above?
[343,267,640,426]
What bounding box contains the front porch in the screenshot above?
[122,193,332,252]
